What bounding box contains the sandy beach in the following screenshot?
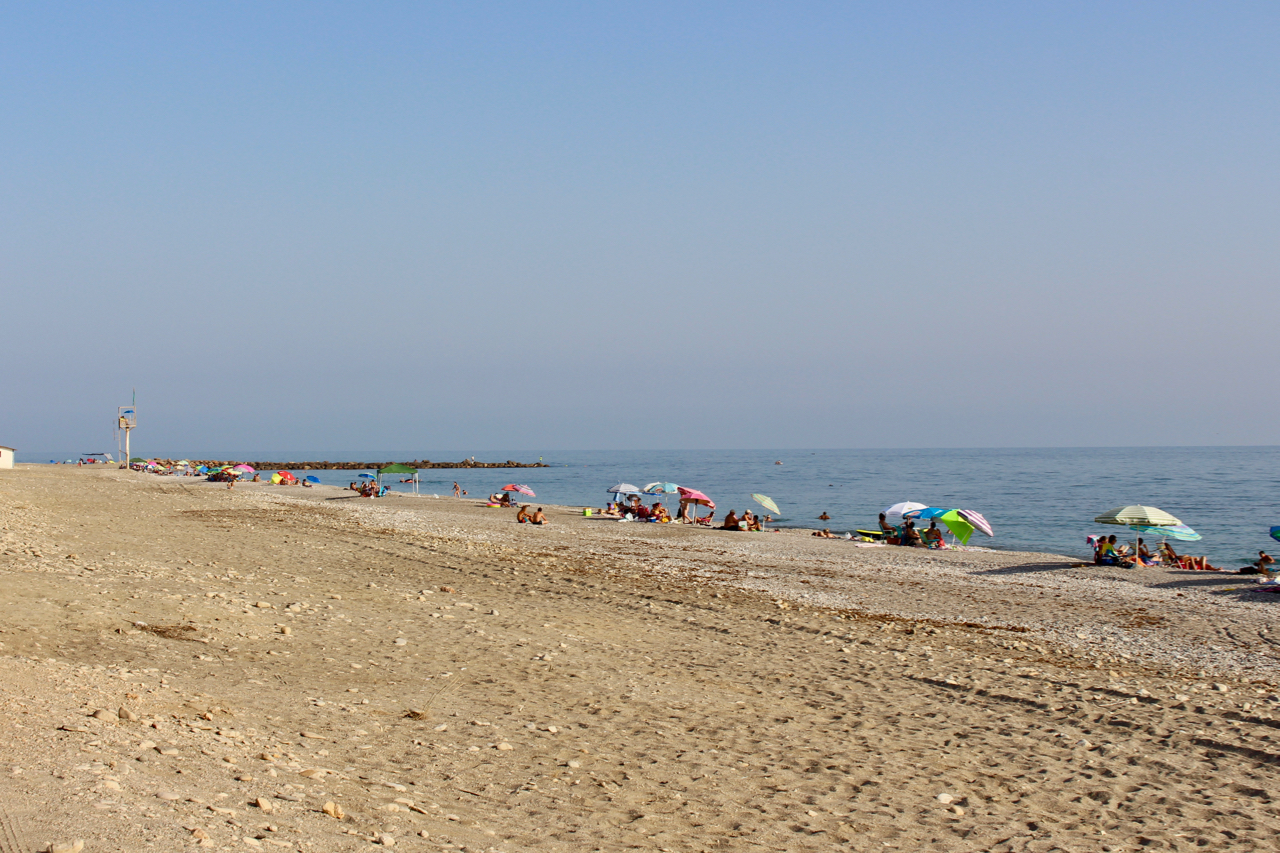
[2,464,1279,852]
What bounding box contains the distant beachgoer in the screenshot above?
[813,528,835,538]
[879,513,893,535]
[818,511,830,521]
[924,521,944,548]
[721,510,741,531]
[517,505,531,523]
[252,473,261,482]
[453,482,460,498]
[696,510,715,526]
[530,508,547,526]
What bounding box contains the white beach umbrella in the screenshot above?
[883,501,929,519]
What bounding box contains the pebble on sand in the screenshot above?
[322,801,344,819]
[43,842,84,853]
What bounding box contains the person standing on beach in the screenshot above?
[453,482,460,498]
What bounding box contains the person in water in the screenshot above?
[818,511,831,521]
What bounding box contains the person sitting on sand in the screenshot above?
[879,513,893,536]
[902,520,923,547]
[818,511,831,521]
[1159,542,1219,571]
[924,521,945,549]
[748,515,763,531]
[1095,536,1119,565]
[652,503,670,522]
[349,482,359,491]
[516,505,531,523]
[695,510,715,526]
[530,508,547,526]
[721,510,741,531]
[1241,551,1276,575]
[812,528,836,538]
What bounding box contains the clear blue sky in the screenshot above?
[4,2,1278,454]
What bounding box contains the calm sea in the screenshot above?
[25,447,1280,568]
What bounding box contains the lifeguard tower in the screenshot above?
[116,405,137,466]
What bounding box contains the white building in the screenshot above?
[0,446,14,469]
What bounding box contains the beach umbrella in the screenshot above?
[937,510,975,544]
[305,475,320,484]
[643,482,680,494]
[1097,505,1182,557]
[958,509,994,538]
[1271,526,1280,544]
[903,507,949,520]
[1130,523,1200,542]
[503,484,536,497]
[677,487,715,509]
[358,473,376,479]
[751,493,780,515]
[233,464,254,473]
[1094,506,1182,527]
[607,483,640,495]
[884,501,928,519]
[271,474,283,484]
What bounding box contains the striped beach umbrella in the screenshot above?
[1130,524,1200,542]
[958,509,994,537]
[1094,506,1182,527]
[503,484,536,497]
[751,493,780,515]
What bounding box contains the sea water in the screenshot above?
[64,446,1274,568]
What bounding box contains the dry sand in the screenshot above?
[1,464,1279,852]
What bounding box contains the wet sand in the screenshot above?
[1,464,1279,852]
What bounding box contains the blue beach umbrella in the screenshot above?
[359,473,375,479]
[1270,526,1280,544]
[1131,524,1201,542]
[904,507,950,520]
[305,475,320,484]
[643,482,680,494]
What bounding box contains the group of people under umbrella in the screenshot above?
[867,501,994,548]
[599,483,780,528]
[1091,505,1275,574]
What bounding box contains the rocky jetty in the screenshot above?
[159,459,547,470]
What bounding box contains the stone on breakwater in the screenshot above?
[169,459,547,470]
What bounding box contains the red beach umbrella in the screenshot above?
[503,484,535,497]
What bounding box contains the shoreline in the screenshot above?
[2,464,1278,851]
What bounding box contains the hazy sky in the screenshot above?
[4,2,1278,454]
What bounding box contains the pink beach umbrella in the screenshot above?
[503,484,536,497]
[677,487,716,510]
[233,464,255,473]
[958,509,993,537]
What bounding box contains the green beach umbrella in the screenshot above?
[751,493,780,515]
[938,510,975,544]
